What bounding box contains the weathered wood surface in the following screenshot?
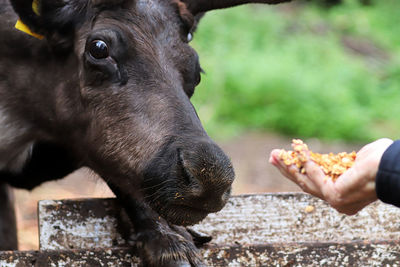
[39,193,400,247]
[0,248,139,267]
[2,193,400,266]
[1,242,400,266]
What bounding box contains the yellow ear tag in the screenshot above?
[15,0,44,40]
[32,0,40,15]
[15,20,44,40]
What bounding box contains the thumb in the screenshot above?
[303,159,328,189]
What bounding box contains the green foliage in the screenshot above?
[190,1,400,141]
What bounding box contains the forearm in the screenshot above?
[376,140,400,207]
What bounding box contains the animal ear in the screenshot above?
[10,0,43,33]
[11,0,88,52]
[182,0,292,14]
[171,0,205,38]
[172,0,195,34]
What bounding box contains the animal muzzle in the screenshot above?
[142,138,235,225]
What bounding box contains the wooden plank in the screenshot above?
[2,193,400,266]
[191,193,400,244]
[0,248,139,267]
[38,198,126,250]
[38,193,400,249]
[1,241,400,266]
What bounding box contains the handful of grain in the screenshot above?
[279,139,356,181]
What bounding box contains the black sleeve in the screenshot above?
[376,140,400,207]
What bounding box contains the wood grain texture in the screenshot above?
[2,193,400,266]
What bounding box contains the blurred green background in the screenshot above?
[190,0,400,142]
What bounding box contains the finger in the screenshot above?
[334,169,377,204]
[335,160,377,200]
[302,159,343,202]
[294,170,324,198]
[269,149,291,167]
[277,162,324,198]
[273,159,300,183]
[356,138,393,159]
[269,150,298,180]
[269,149,282,166]
[303,159,328,189]
[270,150,324,197]
[333,167,361,196]
[323,177,376,213]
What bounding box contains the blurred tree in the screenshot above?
[311,0,371,8]
[192,1,400,142]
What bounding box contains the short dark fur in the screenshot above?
[1,0,289,265]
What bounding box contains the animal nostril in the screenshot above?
[177,148,196,186]
[177,142,234,190]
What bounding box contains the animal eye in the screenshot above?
[89,40,109,59]
[187,33,193,42]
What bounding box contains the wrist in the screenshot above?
[376,140,400,207]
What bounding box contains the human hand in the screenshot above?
[269,138,393,215]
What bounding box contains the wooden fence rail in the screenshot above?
[1,193,400,266]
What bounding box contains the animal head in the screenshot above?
[10,0,290,225]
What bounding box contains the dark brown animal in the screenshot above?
[0,0,290,265]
